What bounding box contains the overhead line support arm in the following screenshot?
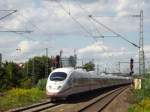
[88,15,140,48]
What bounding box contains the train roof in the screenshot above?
[51,68,131,79]
[51,67,74,75]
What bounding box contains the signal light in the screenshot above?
[130,58,134,76]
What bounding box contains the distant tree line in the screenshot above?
[0,55,78,91]
[0,56,52,91]
[83,61,95,71]
[0,62,24,91]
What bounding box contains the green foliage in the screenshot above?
[0,62,24,91]
[0,66,7,91]
[83,61,95,71]
[0,56,53,91]
[25,56,52,84]
[0,88,46,111]
[20,78,32,89]
[129,74,150,112]
[37,79,47,90]
[135,74,150,101]
[128,98,150,112]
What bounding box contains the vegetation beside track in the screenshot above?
[128,74,150,112]
[0,88,46,111]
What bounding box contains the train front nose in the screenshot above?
[46,90,58,97]
[46,71,68,97]
[46,84,63,97]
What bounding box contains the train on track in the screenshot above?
[46,67,132,100]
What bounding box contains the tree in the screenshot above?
[24,56,52,84]
[5,62,24,87]
[69,56,77,67]
[83,61,95,71]
[0,62,24,90]
[0,64,7,91]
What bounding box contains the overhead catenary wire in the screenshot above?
[0,10,17,21]
[0,24,34,40]
[0,30,33,33]
[74,0,121,39]
[0,9,35,41]
[74,0,104,39]
[72,0,140,48]
[16,9,61,44]
[67,0,71,15]
[73,0,119,53]
[51,0,101,41]
[4,10,53,42]
[89,15,140,48]
[17,11,51,37]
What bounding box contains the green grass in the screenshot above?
[128,98,150,112]
[37,79,47,90]
[128,74,150,112]
[0,88,46,111]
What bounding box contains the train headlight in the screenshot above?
[57,86,62,89]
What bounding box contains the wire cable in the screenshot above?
[0,10,17,21]
[89,15,140,48]
[73,0,104,39]
[53,0,99,41]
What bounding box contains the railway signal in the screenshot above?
[55,55,60,68]
[130,58,134,76]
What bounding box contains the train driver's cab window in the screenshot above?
[50,72,67,81]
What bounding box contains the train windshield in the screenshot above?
[50,72,67,81]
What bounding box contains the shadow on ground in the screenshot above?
[53,84,127,104]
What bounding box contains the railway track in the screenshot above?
[40,86,129,112]
[76,86,128,112]
[8,100,62,112]
[7,86,128,112]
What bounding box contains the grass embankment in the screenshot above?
[0,88,46,111]
[129,98,150,112]
[128,75,150,112]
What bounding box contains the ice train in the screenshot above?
[46,67,131,100]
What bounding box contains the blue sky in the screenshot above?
[0,0,150,72]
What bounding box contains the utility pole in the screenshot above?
[74,49,77,68]
[139,10,145,76]
[26,62,28,75]
[45,48,49,77]
[32,58,35,85]
[60,50,63,67]
[132,10,145,75]
[0,53,2,67]
[97,64,100,75]
[118,61,121,73]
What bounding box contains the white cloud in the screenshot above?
[0,0,149,63]
[18,40,31,53]
[77,42,130,59]
[78,42,108,53]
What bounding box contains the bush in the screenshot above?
[20,78,32,89]
[37,79,47,90]
[135,74,150,101]
[128,98,150,112]
[0,88,46,111]
[129,74,150,112]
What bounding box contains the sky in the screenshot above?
[0,0,150,72]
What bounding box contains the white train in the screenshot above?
[46,67,131,100]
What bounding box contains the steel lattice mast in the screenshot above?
[139,10,145,75]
